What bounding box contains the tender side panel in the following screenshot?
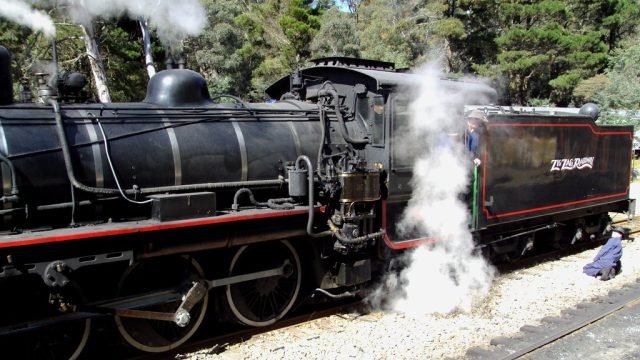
[479,116,632,227]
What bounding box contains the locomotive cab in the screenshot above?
[268,57,498,250]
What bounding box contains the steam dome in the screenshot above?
[143,69,212,107]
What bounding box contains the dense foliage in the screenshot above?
[0,0,638,121]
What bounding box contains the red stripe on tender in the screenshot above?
[488,123,633,140]
[0,208,311,249]
[482,193,628,219]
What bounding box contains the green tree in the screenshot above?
[186,0,250,97]
[337,0,363,22]
[354,0,487,70]
[356,0,441,68]
[279,0,321,64]
[356,1,410,68]
[97,20,152,102]
[0,20,42,91]
[232,0,321,100]
[596,42,640,112]
[572,74,608,104]
[492,1,608,106]
[1,13,159,103]
[439,0,500,73]
[311,7,359,58]
[312,0,336,11]
[569,0,640,51]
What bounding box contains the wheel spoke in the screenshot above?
[115,257,208,353]
[268,294,279,315]
[272,286,290,303]
[226,240,302,327]
[246,291,261,309]
[258,295,268,319]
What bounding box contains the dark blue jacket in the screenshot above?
[466,130,480,158]
[583,236,623,276]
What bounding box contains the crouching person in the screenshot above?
[583,227,624,281]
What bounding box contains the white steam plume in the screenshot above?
[0,0,56,37]
[62,0,207,47]
[0,0,207,46]
[367,62,495,315]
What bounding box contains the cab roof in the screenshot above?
[265,57,497,103]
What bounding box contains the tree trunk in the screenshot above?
[139,17,156,78]
[80,23,111,103]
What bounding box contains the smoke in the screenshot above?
[0,0,207,46]
[62,0,207,47]
[366,62,495,315]
[0,0,56,36]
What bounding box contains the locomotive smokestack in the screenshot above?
[0,46,14,105]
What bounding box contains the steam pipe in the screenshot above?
[232,188,267,210]
[51,98,287,198]
[334,229,385,245]
[267,198,295,210]
[165,49,174,70]
[316,107,326,179]
[232,188,294,211]
[36,197,120,211]
[312,288,356,299]
[483,223,559,246]
[51,98,120,195]
[328,219,384,245]
[296,155,331,238]
[317,89,369,145]
[136,179,286,194]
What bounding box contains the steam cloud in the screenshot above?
[0,0,207,45]
[0,0,56,36]
[367,62,495,315]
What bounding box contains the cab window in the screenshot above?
[392,96,413,169]
[356,95,385,146]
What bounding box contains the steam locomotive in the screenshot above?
[0,45,633,358]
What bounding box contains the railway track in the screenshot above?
[465,277,640,359]
[462,217,640,359]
